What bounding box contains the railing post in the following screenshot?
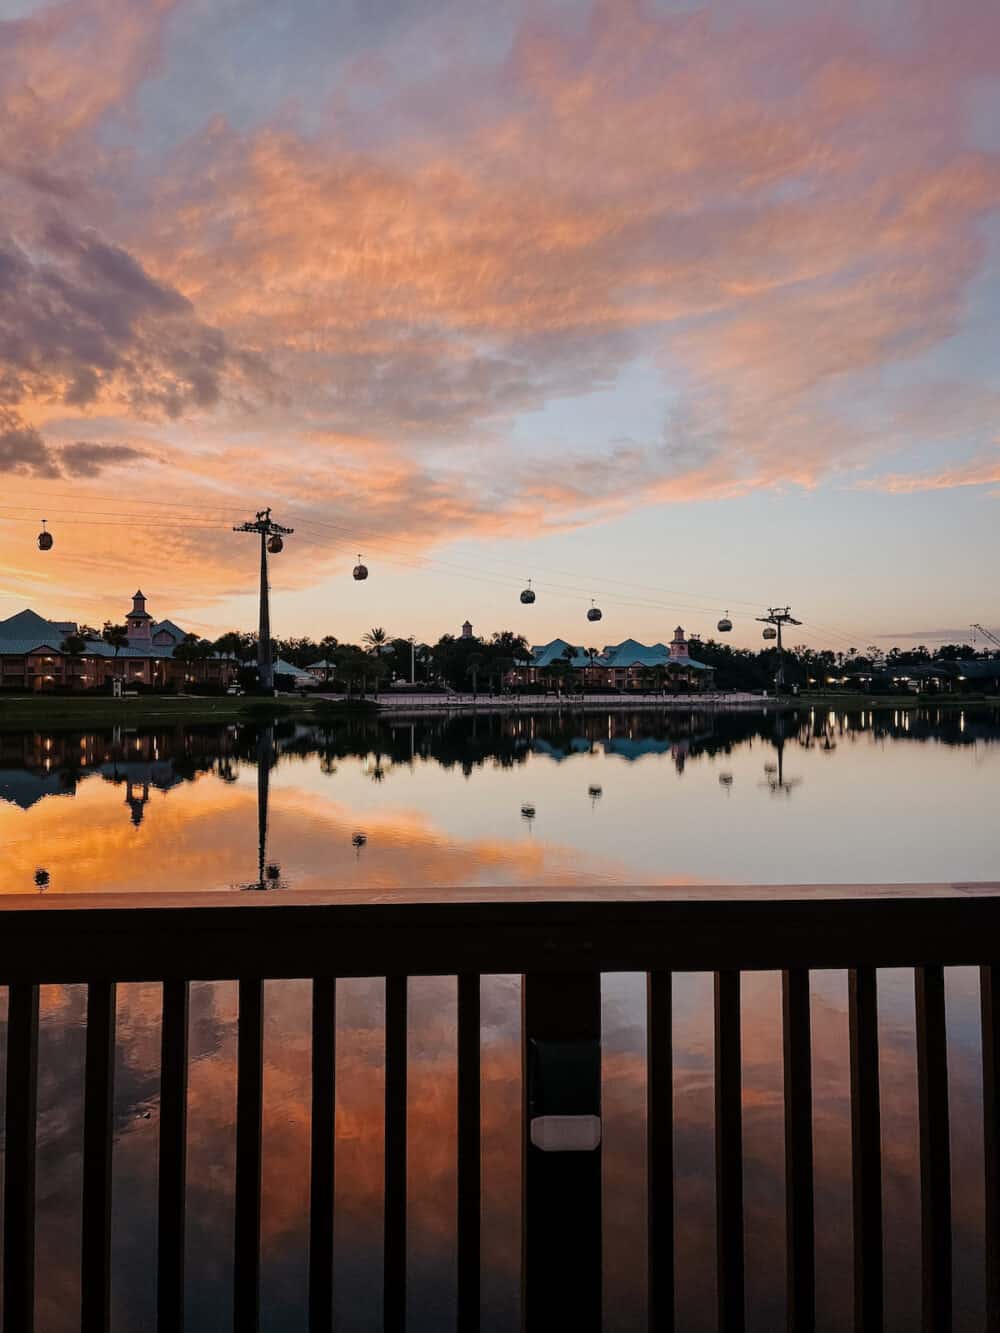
[714,970,744,1333]
[82,980,116,1333]
[384,975,408,1333]
[310,977,337,1333]
[457,974,481,1332]
[782,968,815,1333]
[849,967,883,1331]
[982,964,1000,1327]
[158,979,190,1333]
[4,982,39,1333]
[647,971,673,1333]
[234,978,264,1333]
[522,972,601,1332]
[915,965,951,1332]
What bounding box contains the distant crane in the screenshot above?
[756,607,802,691]
[233,508,293,693]
[971,624,1000,653]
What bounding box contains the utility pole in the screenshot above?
[233,508,293,694]
[756,607,802,692]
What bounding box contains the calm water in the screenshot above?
[0,707,998,1331]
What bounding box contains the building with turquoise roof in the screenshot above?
[510,627,715,691]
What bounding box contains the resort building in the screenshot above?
[273,658,317,689]
[0,592,237,692]
[508,627,716,691]
[306,658,338,683]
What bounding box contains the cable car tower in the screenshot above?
[233,508,293,694]
[756,606,801,691]
[971,624,1000,653]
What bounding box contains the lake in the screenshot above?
[1,706,998,1331]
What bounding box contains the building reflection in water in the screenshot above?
[2,706,1000,1329]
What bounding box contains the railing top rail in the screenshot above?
[1,880,998,913]
[1,883,999,984]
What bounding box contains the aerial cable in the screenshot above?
[2,488,882,645]
[2,484,772,610]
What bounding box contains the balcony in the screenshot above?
[2,882,999,1330]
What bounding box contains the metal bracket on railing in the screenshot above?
[527,1039,601,1152]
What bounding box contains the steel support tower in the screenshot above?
[233,508,293,694]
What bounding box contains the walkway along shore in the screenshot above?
[315,690,781,716]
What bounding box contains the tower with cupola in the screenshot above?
[126,590,153,646]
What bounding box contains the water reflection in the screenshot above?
[1,705,998,894]
[5,968,992,1332]
[1,708,999,1329]
[236,727,285,892]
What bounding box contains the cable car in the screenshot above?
[762,627,777,641]
[717,612,732,633]
[267,535,283,554]
[37,519,53,551]
[521,803,536,820]
[520,579,536,605]
[587,600,602,622]
[353,554,369,581]
[588,785,602,800]
[352,832,367,848]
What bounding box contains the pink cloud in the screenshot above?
[857,450,1000,494]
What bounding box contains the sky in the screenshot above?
[0,0,998,651]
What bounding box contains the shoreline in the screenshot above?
[0,689,994,731]
[327,690,780,717]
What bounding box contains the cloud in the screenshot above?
[59,440,147,476]
[1,0,999,619]
[131,0,1000,492]
[0,407,60,477]
[856,452,1000,495]
[0,0,178,190]
[0,407,146,477]
[0,219,249,419]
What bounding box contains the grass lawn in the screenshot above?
[0,690,994,731]
[794,691,997,708]
[0,693,323,730]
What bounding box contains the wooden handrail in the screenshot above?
[1,884,999,984]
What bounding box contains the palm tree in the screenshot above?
[557,644,578,694]
[213,631,248,663]
[173,633,213,688]
[466,651,484,696]
[585,647,601,689]
[102,622,129,685]
[337,645,369,697]
[490,630,529,657]
[363,627,388,653]
[318,634,339,680]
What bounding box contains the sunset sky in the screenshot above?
[1,0,998,649]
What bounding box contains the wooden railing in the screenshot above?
[2,882,1000,1331]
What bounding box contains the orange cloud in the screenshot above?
[0,762,659,895]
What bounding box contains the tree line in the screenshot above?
[66,621,997,694]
